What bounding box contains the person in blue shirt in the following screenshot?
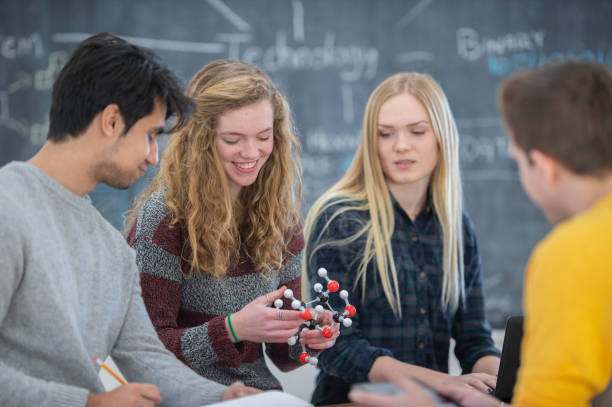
[303,72,500,405]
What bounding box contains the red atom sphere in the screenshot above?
[344,304,356,317]
[300,309,312,320]
[327,280,339,292]
[322,327,333,338]
[299,352,309,364]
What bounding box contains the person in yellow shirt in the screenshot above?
[349,60,612,407]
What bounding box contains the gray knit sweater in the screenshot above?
[127,190,305,390]
[0,162,227,407]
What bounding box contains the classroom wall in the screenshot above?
[2,0,611,327]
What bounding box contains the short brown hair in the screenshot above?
[498,60,612,177]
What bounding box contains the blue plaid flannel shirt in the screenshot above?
[307,195,500,391]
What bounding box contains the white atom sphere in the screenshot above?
[301,327,309,333]
[339,290,349,299]
[315,305,324,312]
[284,289,293,299]
[313,283,323,292]
[317,268,328,278]
[288,336,297,346]
[343,318,353,327]
[291,300,301,309]
[309,356,318,366]
[274,299,284,308]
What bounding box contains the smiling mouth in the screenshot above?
[233,160,258,171]
[235,161,256,169]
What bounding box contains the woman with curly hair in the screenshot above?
[125,59,337,391]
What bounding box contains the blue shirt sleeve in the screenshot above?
[452,213,501,373]
[305,204,394,383]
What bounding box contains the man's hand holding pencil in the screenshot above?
[89,356,162,407]
[86,382,163,407]
[91,355,261,406]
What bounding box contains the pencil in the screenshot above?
[94,356,127,385]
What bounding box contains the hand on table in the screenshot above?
[349,376,503,407]
[221,381,262,401]
[437,384,503,407]
[438,372,498,395]
[87,383,162,407]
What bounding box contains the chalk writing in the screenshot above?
[1,51,68,146]
[488,48,612,76]
[54,32,225,54]
[29,118,48,146]
[292,0,305,42]
[457,27,545,61]
[34,51,68,90]
[301,153,336,177]
[396,0,434,30]
[304,128,361,154]
[7,71,32,94]
[3,117,48,147]
[229,31,379,81]
[0,33,44,59]
[206,0,250,32]
[460,133,510,164]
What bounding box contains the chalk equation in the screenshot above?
[0,46,68,146]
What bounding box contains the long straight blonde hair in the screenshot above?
[303,73,464,316]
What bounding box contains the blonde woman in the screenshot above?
[125,60,337,391]
[303,73,500,405]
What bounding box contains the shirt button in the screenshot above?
[411,235,419,242]
[418,342,425,349]
[420,307,426,315]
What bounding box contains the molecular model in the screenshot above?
[274,267,356,366]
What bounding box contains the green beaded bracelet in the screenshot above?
[227,313,240,343]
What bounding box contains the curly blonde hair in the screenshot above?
[126,59,302,279]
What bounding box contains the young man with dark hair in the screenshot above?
[0,32,257,407]
[349,60,612,407]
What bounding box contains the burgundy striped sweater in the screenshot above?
[127,190,305,390]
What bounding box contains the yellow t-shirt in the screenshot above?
[513,192,612,407]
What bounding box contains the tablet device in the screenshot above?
[494,315,524,403]
[352,379,459,406]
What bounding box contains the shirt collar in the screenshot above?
[388,188,434,227]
